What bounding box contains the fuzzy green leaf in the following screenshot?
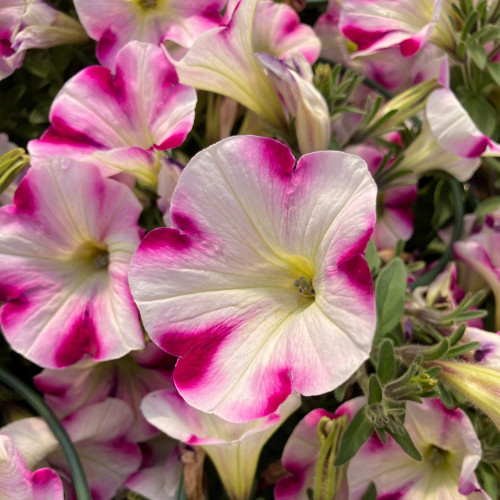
[386,424,422,461]
[334,406,374,466]
[374,258,406,346]
[368,375,383,404]
[377,340,395,385]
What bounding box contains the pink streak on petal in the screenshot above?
[379,491,407,500]
[249,367,292,417]
[138,227,192,254]
[466,136,490,158]
[170,320,245,387]
[336,226,374,296]
[400,37,421,56]
[12,179,36,215]
[341,25,387,50]
[55,309,100,367]
[96,29,117,65]
[156,130,190,150]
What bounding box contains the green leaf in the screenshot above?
[461,10,478,40]
[425,366,442,378]
[448,324,467,346]
[386,424,422,461]
[468,45,487,69]
[374,258,406,346]
[334,406,374,466]
[431,180,454,229]
[360,482,377,500]
[444,341,481,358]
[488,62,500,87]
[377,339,395,385]
[368,375,383,404]
[334,381,348,402]
[365,239,381,274]
[474,197,500,217]
[476,462,498,500]
[461,95,497,137]
[422,338,449,361]
[438,382,454,408]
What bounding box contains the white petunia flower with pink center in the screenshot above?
[28,41,196,187]
[347,399,489,500]
[399,88,500,182]
[74,0,225,70]
[129,135,377,422]
[0,160,144,368]
[339,0,455,57]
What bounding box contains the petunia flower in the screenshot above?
[315,1,446,94]
[142,388,300,500]
[73,0,225,70]
[0,434,64,500]
[0,0,87,81]
[453,210,500,328]
[0,160,144,368]
[1,399,142,500]
[398,88,500,181]
[275,398,364,500]
[28,41,196,186]
[170,0,320,131]
[347,398,489,499]
[128,135,377,422]
[34,342,175,441]
[339,0,456,57]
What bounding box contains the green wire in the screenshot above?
[0,368,91,500]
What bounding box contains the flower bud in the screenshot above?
[432,359,500,430]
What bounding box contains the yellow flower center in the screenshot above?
[137,0,158,10]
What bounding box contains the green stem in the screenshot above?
[409,180,464,290]
[0,368,91,500]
